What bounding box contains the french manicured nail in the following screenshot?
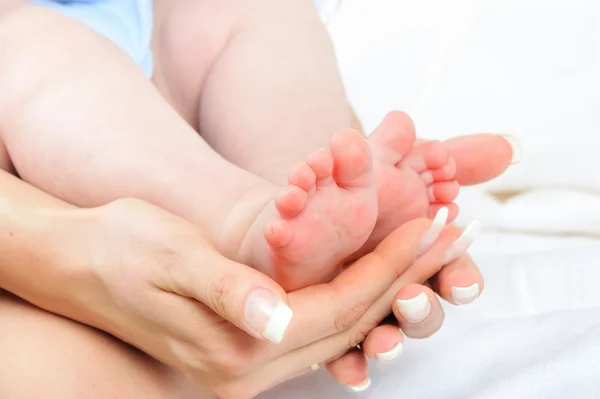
[418,206,448,254]
[452,283,480,305]
[442,220,482,264]
[347,378,372,392]
[500,134,522,165]
[396,292,431,323]
[244,289,293,344]
[376,338,404,363]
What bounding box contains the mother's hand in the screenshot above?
[23,197,463,398]
[324,127,520,388]
[325,252,483,389]
[250,216,471,395]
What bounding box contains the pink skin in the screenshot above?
[354,111,460,259]
[261,113,460,290]
[263,129,378,291]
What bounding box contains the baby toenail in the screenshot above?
[500,134,522,165]
[397,292,431,323]
[427,186,436,202]
[420,171,434,185]
[451,283,480,305]
[442,220,482,264]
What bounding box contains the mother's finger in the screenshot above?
[325,350,370,392]
[239,221,476,393]
[393,284,445,339]
[354,223,462,324]
[444,133,521,186]
[431,253,484,305]
[362,323,404,363]
[158,240,292,344]
[347,219,479,347]
[324,260,476,388]
[272,217,438,355]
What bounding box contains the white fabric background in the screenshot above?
[261,0,600,397]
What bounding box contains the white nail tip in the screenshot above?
[396,292,431,323]
[376,341,404,363]
[245,289,293,344]
[443,220,482,264]
[347,378,372,392]
[452,283,480,305]
[262,301,293,344]
[418,207,448,254]
[501,134,522,165]
[433,206,449,227]
[462,220,483,241]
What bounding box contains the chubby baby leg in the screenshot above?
[0,3,379,290]
[154,0,351,185]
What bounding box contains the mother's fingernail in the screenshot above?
[418,207,448,255]
[376,338,404,363]
[442,221,482,264]
[452,283,480,305]
[500,134,522,165]
[244,289,293,344]
[396,292,431,323]
[347,378,372,392]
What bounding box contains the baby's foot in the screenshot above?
[240,129,378,291]
[354,112,459,259]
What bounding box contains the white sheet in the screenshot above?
[261,0,600,397]
[261,234,600,398]
[329,0,600,194]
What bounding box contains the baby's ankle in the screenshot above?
[217,181,278,263]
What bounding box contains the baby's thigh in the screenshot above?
[152,0,239,126]
[0,3,162,185]
[153,0,329,128]
[0,290,199,398]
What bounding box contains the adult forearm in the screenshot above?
[0,170,77,303]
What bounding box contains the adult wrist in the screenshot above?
[0,205,93,318]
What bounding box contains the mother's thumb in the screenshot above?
[172,250,293,344]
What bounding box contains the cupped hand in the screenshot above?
[324,130,519,388]
[37,198,463,398]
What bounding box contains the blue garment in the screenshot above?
[28,0,154,77]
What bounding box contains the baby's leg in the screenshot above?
[154,1,460,263]
[0,3,378,289]
[0,3,277,259]
[155,0,350,185]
